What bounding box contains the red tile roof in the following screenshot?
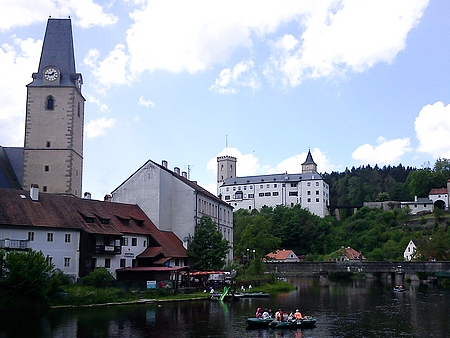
[429,188,448,195]
[266,249,296,260]
[0,187,187,258]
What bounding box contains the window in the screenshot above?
[64,257,70,267]
[248,194,254,198]
[316,190,320,195]
[65,234,71,243]
[259,193,264,197]
[77,102,81,117]
[175,258,180,267]
[316,182,319,186]
[47,256,53,264]
[132,238,137,246]
[235,191,243,200]
[121,237,129,246]
[100,218,110,224]
[273,192,279,196]
[224,195,230,200]
[307,191,311,195]
[265,192,271,196]
[44,165,50,172]
[46,96,54,110]
[289,191,298,196]
[266,184,270,188]
[120,259,126,268]
[47,233,53,242]
[316,198,320,202]
[46,141,51,148]
[28,232,34,241]
[43,186,48,192]
[105,258,110,268]
[274,184,277,188]
[290,183,297,187]
[307,198,311,202]
[260,185,263,189]
[307,182,311,186]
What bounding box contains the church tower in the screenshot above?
[301,149,317,174]
[217,155,237,194]
[22,18,84,197]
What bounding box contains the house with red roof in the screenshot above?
[334,247,365,262]
[0,186,188,282]
[265,249,300,262]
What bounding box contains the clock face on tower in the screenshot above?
[44,68,59,81]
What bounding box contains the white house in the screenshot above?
[111,159,234,262]
[404,239,418,261]
[0,186,188,280]
[400,197,434,215]
[265,249,300,263]
[217,150,329,218]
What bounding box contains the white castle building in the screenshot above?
[217,150,329,218]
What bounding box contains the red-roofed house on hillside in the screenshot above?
[0,187,188,281]
[265,249,300,263]
[335,247,366,262]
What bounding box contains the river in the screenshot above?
[1,277,449,337]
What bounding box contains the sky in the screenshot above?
[1,0,450,200]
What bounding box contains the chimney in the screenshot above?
[84,192,92,199]
[30,184,39,201]
[174,167,180,175]
[182,171,187,178]
[104,194,112,202]
[162,160,168,169]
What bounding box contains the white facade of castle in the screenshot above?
[217,151,329,218]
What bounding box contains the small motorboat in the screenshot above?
[242,292,270,298]
[393,286,405,293]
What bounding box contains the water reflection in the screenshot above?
[1,277,450,337]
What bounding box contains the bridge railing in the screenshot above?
[265,261,450,274]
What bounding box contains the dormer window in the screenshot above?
[46,96,54,110]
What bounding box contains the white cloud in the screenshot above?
[352,136,412,165]
[209,59,260,93]
[126,1,303,74]
[84,45,131,92]
[0,37,42,146]
[138,96,155,108]
[264,0,429,86]
[0,0,117,32]
[207,147,334,179]
[415,101,450,158]
[85,117,116,138]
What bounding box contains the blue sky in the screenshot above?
[1,0,450,200]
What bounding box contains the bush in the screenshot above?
[82,268,114,287]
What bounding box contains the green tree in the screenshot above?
[187,216,230,270]
[375,192,390,202]
[0,250,56,307]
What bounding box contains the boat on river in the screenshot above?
[242,292,270,298]
[246,317,317,329]
[393,286,405,293]
[245,317,275,327]
[268,317,317,329]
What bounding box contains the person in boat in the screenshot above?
[295,309,303,320]
[262,308,270,319]
[268,308,274,318]
[288,311,294,321]
[255,307,262,318]
[275,309,284,321]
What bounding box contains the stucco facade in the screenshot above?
[111,160,234,262]
[217,151,329,218]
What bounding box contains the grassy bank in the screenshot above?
[49,279,295,308]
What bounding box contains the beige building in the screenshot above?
[22,19,85,197]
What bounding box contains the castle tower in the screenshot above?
[302,149,317,174]
[22,18,85,197]
[217,155,237,194]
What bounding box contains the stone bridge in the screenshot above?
[265,261,450,275]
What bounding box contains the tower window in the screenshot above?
[46,141,51,148]
[77,102,81,117]
[44,165,50,172]
[46,96,54,110]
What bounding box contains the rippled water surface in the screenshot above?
[1,278,449,338]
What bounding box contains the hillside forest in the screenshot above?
[233,159,450,262]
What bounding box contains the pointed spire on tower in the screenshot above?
[302,149,317,174]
